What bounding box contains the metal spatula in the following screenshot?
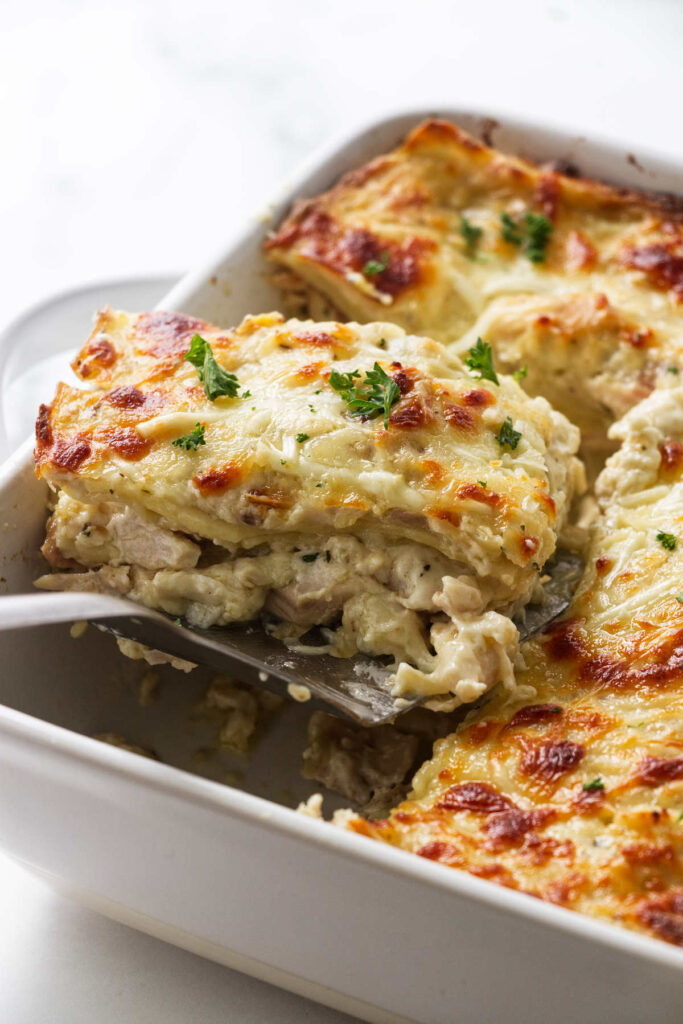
[0,552,583,724]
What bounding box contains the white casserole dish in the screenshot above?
[1,109,683,1024]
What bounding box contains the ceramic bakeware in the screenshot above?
[0,109,682,1024]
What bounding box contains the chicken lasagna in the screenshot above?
[34,308,581,707]
[266,118,683,477]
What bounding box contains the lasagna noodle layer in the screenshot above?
[35,309,581,705]
[266,118,683,472]
[351,386,683,947]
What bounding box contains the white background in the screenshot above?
[1,1,683,1020]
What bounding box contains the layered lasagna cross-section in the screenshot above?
[35,308,582,708]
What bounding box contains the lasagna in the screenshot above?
[350,385,683,945]
[266,118,683,477]
[34,308,582,707]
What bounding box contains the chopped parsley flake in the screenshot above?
[668,366,679,374]
[465,337,499,385]
[657,530,677,551]
[524,213,554,262]
[174,617,182,626]
[171,422,206,451]
[678,810,683,821]
[478,480,487,488]
[301,553,318,563]
[500,211,553,262]
[378,338,386,349]
[459,214,482,257]
[513,364,528,381]
[677,593,683,603]
[328,362,400,429]
[582,778,604,792]
[241,389,252,398]
[315,482,323,487]
[495,417,522,451]
[296,433,309,444]
[362,253,390,277]
[185,334,241,401]
[501,212,523,245]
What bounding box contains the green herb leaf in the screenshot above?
[677,593,683,603]
[478,480,487,488]
[171,422,206,451]
[328,362,400,429]
[185,334,241,401]
[582,777,604,792]
[678,810,683,821]
[524,213,554,263]
[296,433,309,444]
[459,215,482,257]
[241,389,252,398]
[500,212,553,262]
[301,553,318,563]
[495,416,522,451]
[513,364,528,381]
[501,212,523,245]
[362,253,390,277]
[465,338,499,385]
[668,366,679,375]
[657,530,677,551]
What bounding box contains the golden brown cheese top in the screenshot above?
[354,386,683,947]
[35,310,579,593]
[266,119,683,470]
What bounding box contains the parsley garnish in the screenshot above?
[296,433,309,444]
[171,422,206,451]
[677,593,683,603]
[657,530,677,551]
[478,480,487,488]
[241,389,252,398]
[668,366,679,375]
[328,362,400,429]
[525,213,553,262]
[459,215,482,257]
[465,338,499,385]
[495,417,522,451]
[501,212,523,245]
[301,553,318,563]
[513,364,528,381]
[185,334,240,401]
[500,212,553,262]
[362,253,390,277]
[582,778,604,792]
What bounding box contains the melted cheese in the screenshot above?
[35,309,581,705]
[352,386,683,947]
[266,119,683,476]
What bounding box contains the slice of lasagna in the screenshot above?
[34,308,582,708]
[351,385,683,946]
[266,118,683,474]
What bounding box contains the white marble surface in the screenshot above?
[2,0,683,1020]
